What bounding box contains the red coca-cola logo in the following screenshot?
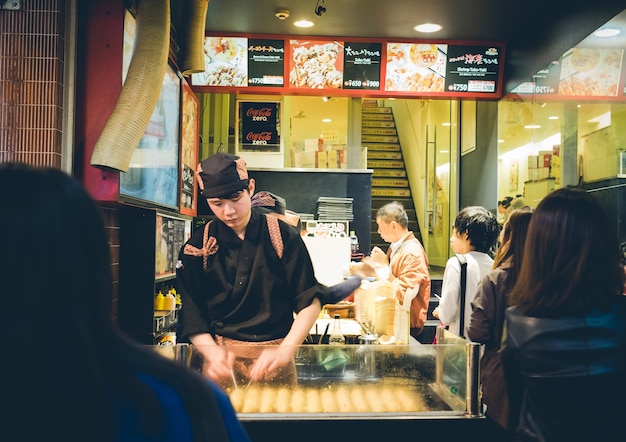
[246,131,272,141]
[246,107,272,117]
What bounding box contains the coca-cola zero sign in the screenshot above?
[239,102,280,152]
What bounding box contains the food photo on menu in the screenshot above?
[558,47,624,96]
[288,40,344,89]
[385,43,446,92]
[192,36,248,87]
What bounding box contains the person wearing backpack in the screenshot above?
[433,206,500,338]
[176,153,324,389]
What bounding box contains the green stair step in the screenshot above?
[362,107,392,114]
[368,151,403,160]
[362,135,399,143]
[362,128,397,135]
[361,120,397,128]
[367,159,405,168]
[372,188,412,197]
[372,169,406,177]
[366,144,401,152]
[373,178,410,187]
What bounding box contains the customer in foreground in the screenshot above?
[0,163,250,442]
[502,187,626,442]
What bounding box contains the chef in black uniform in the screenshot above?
[177,153,324,388]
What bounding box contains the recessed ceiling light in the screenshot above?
[524,124,542,129]
[414,23,443,33]
[322,118,332,123]
[548,116,559,120]
[594,28,620,38]
[294,19,314,28]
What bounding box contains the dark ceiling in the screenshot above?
[190,0,626,93]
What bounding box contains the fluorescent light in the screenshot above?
[595,28,620,38]
[548,116,559,120]
[322,118,332,123]
[524,124,541,129]
[414,23,442,33]
[294,20,314,28]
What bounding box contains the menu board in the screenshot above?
[343,42,382,90]
[191,36,248,86]
[385,43,447,92]
[239,101,281,152]
[191,34,505,97]
[513,47,625,98]
[248,38,285,86]
[289,40,344,89]
[444,45,501,93]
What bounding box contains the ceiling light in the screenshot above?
[548,116,559,120]
[594,28,620,38]
[322,118,332,123]
[414,23,443,33]
[294,19,314,28]
[524,124,541,129]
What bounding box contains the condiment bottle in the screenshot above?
[154,291,165,311]
[163,290,176,311]
[328,314,345,345]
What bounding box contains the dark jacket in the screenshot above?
[501,298,626,442]
[467,264,511,429]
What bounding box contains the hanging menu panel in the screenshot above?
[342,42,382,90]
[444,45,501,93]
[248,38,285,86]
[191,36,248,86]
[288,40,344,89]
[190,33,505,98]
[384,43,447,92]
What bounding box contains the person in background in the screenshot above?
[502,188,626,442]
[353,201,431,339]
[0,162,250,442]
[497,196,513,224]
[468,206,534,441]
[433,206,500,338]
[177,153,324,389]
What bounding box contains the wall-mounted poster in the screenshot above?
[180,79,198,216]
[289,40,344,89]
[120,64,181,209]
[238,101,281,153]
[343,42,382,89]
[248,38,285,86]
[191,36,248,86]
[385,43,447,92]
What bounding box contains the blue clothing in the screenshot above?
[112,374,250,441]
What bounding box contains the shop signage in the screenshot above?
[239,101,281,152]
[248,38,285,86]
[343,42,382,90]
[191,34,505,98]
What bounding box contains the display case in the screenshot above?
[155,327,484,440]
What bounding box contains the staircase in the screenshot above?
[361,105,423,251]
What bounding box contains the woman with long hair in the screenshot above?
[502,188,626,441]
[468,206,534,441]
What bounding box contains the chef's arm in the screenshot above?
[283,297,322,347]
[189,332,234,381]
